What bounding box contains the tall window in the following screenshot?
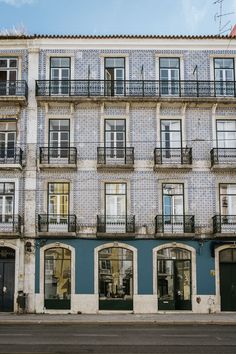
[50,57,71,95]
[220,184,236,216]
[105,183,127,232]
[99,247,133,310]
[163,184,184,223]
[104,119,126,160]
[0,182,14,223]
[44,247,71,309]
[216,120,236,149]
[0,58,18,95]
[160,120,182,161]
[159,58,180,95]
[48,183,69,230]
[214,58,234,96]
[104,58,125,96]
[0,122,16,159]
[49,119,70,159]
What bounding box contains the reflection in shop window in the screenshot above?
[99,247,133,301]
[44,247,71,309]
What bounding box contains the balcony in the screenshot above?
[154,148,192,170]
[0,147,23,169]
[155,215,195,236]
[38,214,77,236]
[0,80,28,104]
[39,147,77,169]
[36,80,236,102]
[97,215,135,237]
[0,215,22,236]
[211,148,236,170]
[213,215,236,235]
[97,147,134,171]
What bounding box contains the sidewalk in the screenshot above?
[1,313,236,325]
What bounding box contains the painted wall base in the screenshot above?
[133,295,157,313]
[192,295,218,313]
[34,294,220,314]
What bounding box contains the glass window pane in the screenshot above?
[5,183,14,194]
[0,60,7,68]
[160,58,179,68]
[163,184,183,195]
[50,120,60,131]
[106,183,126,195]
[157,247,191,260]
[9,59,17,68]
[220,249,233,262]
[105,58,125,68]
[51,58,61,67]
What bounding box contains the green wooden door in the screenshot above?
[220,263,236,311]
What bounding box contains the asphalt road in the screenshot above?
[0,324,235,354]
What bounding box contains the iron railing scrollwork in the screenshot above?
[154,147,192,165]
[97,147,134,165]
[97,215,135,234]
[39,147,77,165]
[38,214,77,233]
[155,215,195,234]
[36,80,236,98]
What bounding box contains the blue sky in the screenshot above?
[0,0,236,35]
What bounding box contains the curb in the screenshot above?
[1,320,236,325]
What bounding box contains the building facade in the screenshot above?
[0,34,236,313]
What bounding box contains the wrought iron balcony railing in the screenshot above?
[97,147,134,165]
[154,147,192,165]
[36,80,236,98]
[0,147,23,166]
[155,215,195,234]
[0,214,21,234]
[210,148,236,167]
[39,147,77,165]
[0,80,28,98]
[97,215,135,234]
[38,214,77,233]
[213,215,236,234]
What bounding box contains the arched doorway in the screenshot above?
[219,248,236,311]
[157,247,192,310]
[98,247,133,310]
[0,247,15,312]
[44,247,71,310]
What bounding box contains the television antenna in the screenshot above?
[214,0,234,34]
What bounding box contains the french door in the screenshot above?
[50,58,70,95]
[214,58,235,96]
[49,120,70,160]
[160,58,180,96]
[0,58,17,95]
[104,119,126,162]
[0,131,16,159]
[104,58,125,96]
[105,183,126,233]
[48,183,69,231]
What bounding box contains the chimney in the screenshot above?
[230,24,236,36]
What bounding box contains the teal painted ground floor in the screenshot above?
[0,239,236,313]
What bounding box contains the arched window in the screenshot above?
[44,247,71,310]
[98,247,133,310]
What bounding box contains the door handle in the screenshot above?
[3,286,7,293]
